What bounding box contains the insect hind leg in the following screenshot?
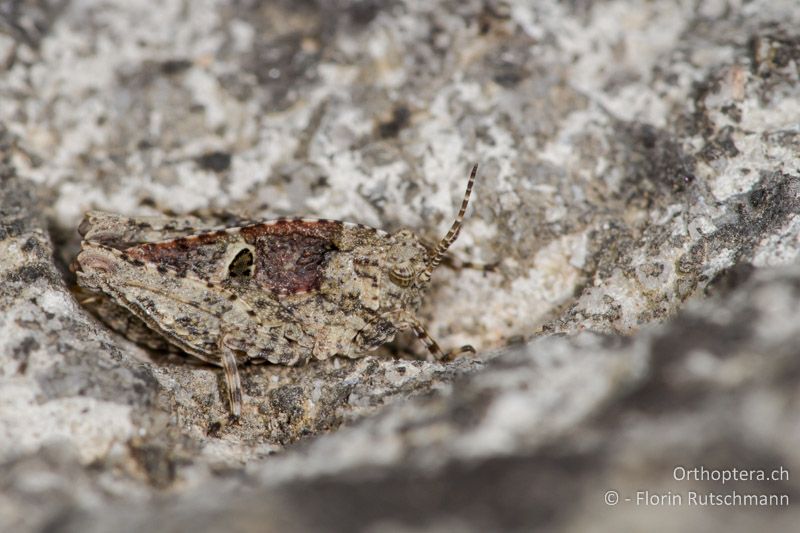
[219,338,243,420]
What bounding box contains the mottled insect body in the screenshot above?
[75,165,481,418]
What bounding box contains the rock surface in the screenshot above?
[1,1,799,531]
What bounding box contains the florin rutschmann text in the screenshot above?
[603,465,790,508]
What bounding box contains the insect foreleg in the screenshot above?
[396,312,475,361]
[439,255,499,273]
[418,238,498,274]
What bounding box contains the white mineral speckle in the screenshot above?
[0,387,135,465]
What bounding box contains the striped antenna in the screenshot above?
[420,163,478,283]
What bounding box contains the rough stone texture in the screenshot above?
[1,0,799,531]
[52,265,800,532]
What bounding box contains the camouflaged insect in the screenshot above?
[74,165,480,418]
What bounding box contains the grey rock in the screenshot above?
[39,263,800,532]
[1,0,799,532]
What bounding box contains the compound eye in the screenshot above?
[389,265,413,287]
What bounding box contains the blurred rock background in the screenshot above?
[1,1,798,531]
